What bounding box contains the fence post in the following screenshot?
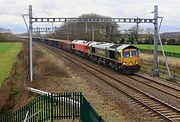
[86,102,91,122]
[80,94,91,122]
[80,92,83,120]
[99,116,103,122]
[73,92,75,120]
[51,93,53,122]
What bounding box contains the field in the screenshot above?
[133,44,180,53]
[0,42,22,86]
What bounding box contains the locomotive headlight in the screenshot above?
[123,62,126,65]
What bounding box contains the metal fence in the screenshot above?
[0,92,104,122]
[140,49,180,58]
[81,95,104,122]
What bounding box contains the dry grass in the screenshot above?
[0,83,12,113]
[140,52,180,74]
[140,53,180,67]
[36,60,68,76]
[139,52,180,82]
[33,46,69,80]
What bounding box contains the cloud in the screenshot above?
[0,0,180,32]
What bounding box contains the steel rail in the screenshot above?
[126,74,180,99]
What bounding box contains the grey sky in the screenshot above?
[0,0,180,33]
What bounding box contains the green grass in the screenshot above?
[0,42,22,86]
[133,44,180,53]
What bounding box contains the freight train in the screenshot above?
[35,38,140,74]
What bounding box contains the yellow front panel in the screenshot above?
[121,49,140,66]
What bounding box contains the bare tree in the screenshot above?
[145,28,154,44]
[52,13,121,42]
[0,27,11,33]
[0,27,18,42]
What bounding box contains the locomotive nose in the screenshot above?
[123,57,137,66]
[129,60,133,66]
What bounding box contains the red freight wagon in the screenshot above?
[59,40,72,52]
[72,40,93,55]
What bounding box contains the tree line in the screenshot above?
[0,27,18,42]
[49,13,120,43]
[48,13,180,45]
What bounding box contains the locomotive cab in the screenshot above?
[121,46,140,73]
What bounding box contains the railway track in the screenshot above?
[135,73,180,87]
[37,42,180,122]
[126,74,180,100]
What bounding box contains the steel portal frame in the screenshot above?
[28,5,159,81]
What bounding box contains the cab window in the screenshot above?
[131,50,139,56]
[123,51,130,57]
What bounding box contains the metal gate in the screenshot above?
[0,92,104,122]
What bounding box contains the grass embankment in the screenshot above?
[133,44,180,53]
[0,42,22,86]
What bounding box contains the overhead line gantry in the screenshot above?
[28,5,159,82]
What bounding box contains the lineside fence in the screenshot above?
[0,92,104,122]
[140,49,180,58]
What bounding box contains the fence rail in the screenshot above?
[140,49,180,58]
[0,92,104,122]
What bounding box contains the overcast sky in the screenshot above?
[0,0,180,33]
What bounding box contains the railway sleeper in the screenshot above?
[171,118,180,121]
[157,109,173,113]
[153,106,168,110]
[142,98,154,101]
[156,107,172,112]
[143,101,157,105]
[147,103,162,107]
[167,114,180,117]
[131,95,144,99]
[163,113,179,116]
[144,101,159,106]
[161,110,173,113]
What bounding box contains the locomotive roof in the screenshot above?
[72,40,96,46]
[88,41,102,46]
[115,44,131,50]
[91,42,138,51]
[72,40,88,44]
[91,42,114,49]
